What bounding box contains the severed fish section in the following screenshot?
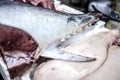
[34,26,120,80]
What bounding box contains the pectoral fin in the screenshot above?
[40,39,96,62]
[41,50,96,62]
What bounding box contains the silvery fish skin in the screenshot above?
[0,64,8,80]
[0,1,95,48]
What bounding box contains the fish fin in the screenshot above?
[41,49,96,62]
[41,39,96,62]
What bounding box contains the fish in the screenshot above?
[0,1,95,48]
[33,22,120,80]
[0,1,97,62]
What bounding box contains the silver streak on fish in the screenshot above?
[0,64,9,80]
[0,1,96,62]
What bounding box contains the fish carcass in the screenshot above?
[33,24,120,80]
[0,1,97,79]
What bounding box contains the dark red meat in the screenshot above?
[0,24,38,79]
[14,0,55,9]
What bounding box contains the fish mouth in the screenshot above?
[65,17,98,42]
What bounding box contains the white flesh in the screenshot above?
[34,29,119,80]
[82,46,120,80]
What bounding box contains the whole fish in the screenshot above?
[0,1,96,62]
